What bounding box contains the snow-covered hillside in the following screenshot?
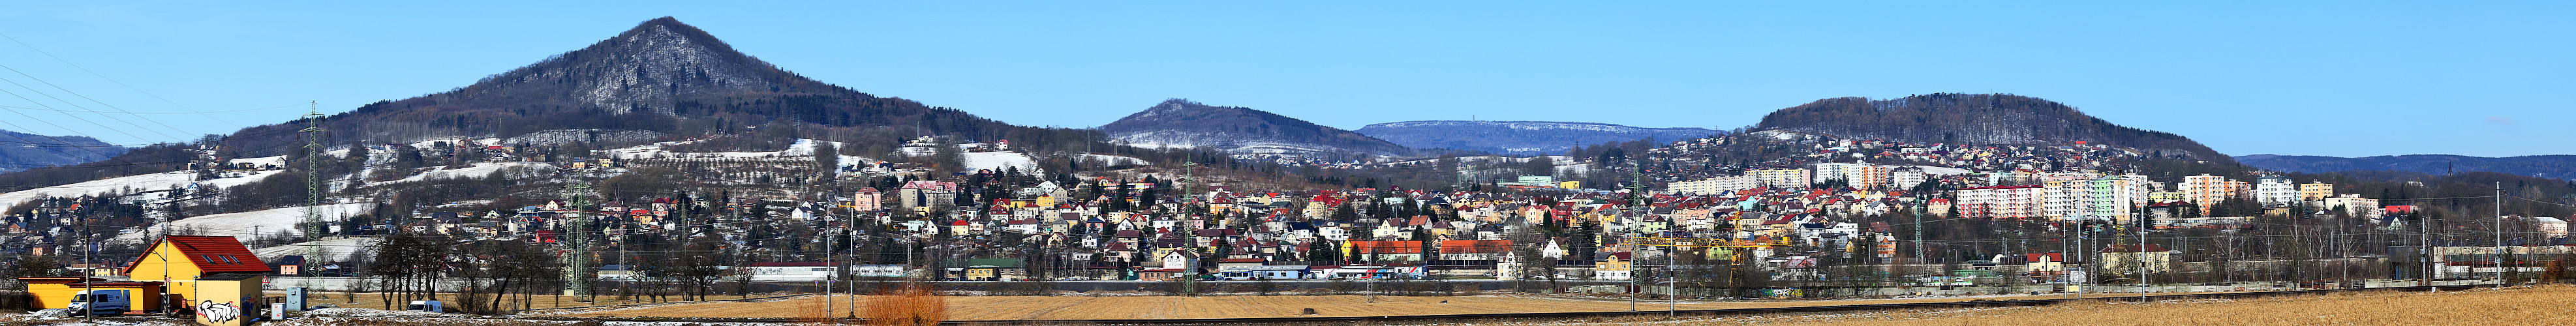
[0,170,281,209]
[502,128,669,145]
[377,162,562,185]
[1079,154,1151,166]
[607,138,868,162]
[110,203,373,244]
[962,152,1040,173]
[253,237,384,262]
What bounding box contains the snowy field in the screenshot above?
[108,203,373,244]
[376,162,562,185]
[607,138,853,160]
[252,237,385,263]
[963,152,1041,173]
[0,170,281,209]
[1079,154,1150,166]
[503,129,670,146]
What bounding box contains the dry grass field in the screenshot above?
[1471,285,2576,325]
[563,292,2184,320]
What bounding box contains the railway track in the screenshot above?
[506,284,2500,325]
[124,284,2493,325]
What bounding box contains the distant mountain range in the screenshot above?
[2238,154,2576,179]
[1355,121,1716,155]
[1755,93,2228,162]
[1099,99,1415,156]
[0,130,125,173]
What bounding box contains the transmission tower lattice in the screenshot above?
[560,177,597,299]
[300,101,326,260]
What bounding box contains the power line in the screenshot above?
[0,103,307,114]
[0,73,187,143]
[0,64,202,141]
[0,33,244,128]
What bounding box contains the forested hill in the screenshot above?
[0,130,126,173]
[253,16,1074,149]
[1755,93,2229,162]
[2240,154,2576,180]
[1100,99,1415,156]
[0,17,1104,188]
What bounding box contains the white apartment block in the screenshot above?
[1813,162,1867,182]
[1668,175,1756,196]
[1958,185,2042,220]
[2321,194,2381,218]
[1890,167,1927,190]
[2039,174,2153,220]
[2255,175,2298,207]
[1749,169,1812,188]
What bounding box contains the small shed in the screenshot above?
[191,273,266,326]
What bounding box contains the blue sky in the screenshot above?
[0,1,2566,157]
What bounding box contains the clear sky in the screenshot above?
[0,1,2567,157]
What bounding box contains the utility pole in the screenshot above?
[301,101,326,261]
[2134,201,2146,299]
[2077,219,2088,298]
[82,209,91,323]
[1623,161,1673,316]
[2493,182,2503,289]
[2420,209,2431,287]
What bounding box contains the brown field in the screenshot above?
[1475,285,2576,325]
[563,292,2185,320]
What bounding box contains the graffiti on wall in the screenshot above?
[198,300,239,323]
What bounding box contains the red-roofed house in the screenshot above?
[124,235,268,325]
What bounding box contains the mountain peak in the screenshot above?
[1100,100,1413,156]
[611,16,743,58]
[447,16,790,114]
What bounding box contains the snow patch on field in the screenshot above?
[252,237,384,262]
[110,203,373,244]
[380,162,561,185]
[607,138,859,160]
[504,129,670,145]
[1079,154,1150,166]
[964,152,1040,173]
[0,170,281,209]
[230,155,287,168]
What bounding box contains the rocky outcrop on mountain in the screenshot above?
[1755,93,2227,161]
[1355,121,1715,155]
[2239,154,2576,179]
[1099,99,1413,156]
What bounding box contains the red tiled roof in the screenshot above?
[124,235,268,274]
